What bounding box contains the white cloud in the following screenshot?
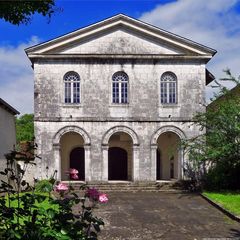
[0,36,40,114]
[140,0,240,101]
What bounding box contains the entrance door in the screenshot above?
[70,147,85,180]
[156,149,162,180]
[108,147,128,180]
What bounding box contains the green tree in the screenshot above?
[183,70,240,190]
[0,0,57,25]
[16,113,34,142]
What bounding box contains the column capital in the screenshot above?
[133,144,140,149]
[84,144,91,150]
[53,143,60,150]
[150,144,158,150]
[101,144,109,150]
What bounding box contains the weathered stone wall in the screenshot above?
[34,59,206,121]
[34,120,201,181]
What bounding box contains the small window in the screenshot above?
[64,72,80,104]
[160,72,177,104]
[112,72,128,104]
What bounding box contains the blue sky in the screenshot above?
[0,0,240,114]
[0,0,174,46]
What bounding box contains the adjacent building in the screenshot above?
[0,98,19,172]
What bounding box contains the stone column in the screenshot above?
[133,144,140,181]
[53,143,61,180]
[178,147,184,180]
[102,145,109,182]
[150,144,157,181]
[84,144,91,182]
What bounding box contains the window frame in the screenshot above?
[63,71,81,104]
[160,72,177,105]
[112,71,129,104]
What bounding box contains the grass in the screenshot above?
[203,191,240,216]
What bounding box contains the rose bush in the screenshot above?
[55,182,69,192]
[0,143,107,240]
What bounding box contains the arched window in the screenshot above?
[64,72,80,104]
[112,72,128,104]
[160,72,177,104]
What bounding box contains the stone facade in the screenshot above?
[26,14,216,182]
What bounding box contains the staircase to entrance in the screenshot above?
[70,180,185,192]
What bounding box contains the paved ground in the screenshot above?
[96,192,240,240]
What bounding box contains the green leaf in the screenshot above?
[14,231,22,239]
[60,229,67,235]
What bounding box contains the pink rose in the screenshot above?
[66,168,79,180]
[99,193,108,203]
[86,188,100,200]
[71,173,78,180]
[55,182,68,192]
[69,168,78,174]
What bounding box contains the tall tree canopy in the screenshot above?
[0,0,56,25]
[16,114,34,142]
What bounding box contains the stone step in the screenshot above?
[68,180,185,192]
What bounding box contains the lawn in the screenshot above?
[203,191,240,216]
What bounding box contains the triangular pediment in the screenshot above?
[25,14,216,58]
[58,27,184,55]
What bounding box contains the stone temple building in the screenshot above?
[25,14,216,183]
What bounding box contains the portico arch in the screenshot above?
[102,126,140,181]
[150,126,186,181]
[151,125,186,145]
[52,126,91,181]
[102,126,139,146]
[53,125,91,146]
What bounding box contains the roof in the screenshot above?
[207,84,240,109]
[0,98,19,115]
[25,14,217,61]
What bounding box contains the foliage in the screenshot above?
[35,179,54,193]
[203,191,240,216]
[182,69,240,191]
[5,192,59,210]
[0,0,58,25]
[0,142,106,239]
[16,114,34,142]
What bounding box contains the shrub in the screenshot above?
[35,179,54,193]
[182,70,240,191]
[0,142,107,240]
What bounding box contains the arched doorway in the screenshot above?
[108,147,128,180]
[60,132,85,181]
[156,132,180,180]
[70,147,85,180]
[108,132,133,181]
